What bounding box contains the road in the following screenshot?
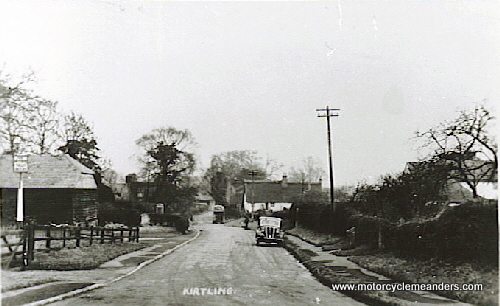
[52,215,364,305]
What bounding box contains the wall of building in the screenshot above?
[0,188,97,225]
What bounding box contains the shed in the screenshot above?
[0,154,98,225]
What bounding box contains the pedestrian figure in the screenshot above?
[244,214,250,230]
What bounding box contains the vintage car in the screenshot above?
[213,204,225,224]
[255,216,284,246]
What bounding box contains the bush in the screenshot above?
[98,202,141,227]
[394,202,498,264]
[148,213,180,226]
[348,214,395,248]
[293,202,352,234]
[346,201,498,265]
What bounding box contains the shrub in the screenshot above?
[98,202,141,227]
[392,201,498,265]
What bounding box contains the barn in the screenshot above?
[0,154,98,226]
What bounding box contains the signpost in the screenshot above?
[13,155,28,223]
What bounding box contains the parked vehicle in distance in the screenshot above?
[213,204,225,224]
[255,216,284,246]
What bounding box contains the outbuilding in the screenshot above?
[0,154,98,226]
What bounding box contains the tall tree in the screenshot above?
[58,112,101,173]
[136,127,197,208]
[0,71,37,154]
[209,150,264,179]
[416,103,497,198]
[1,71,62,154]
[26,97,61,154]
[203,150,269,206]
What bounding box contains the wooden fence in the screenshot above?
[1,225,140,267]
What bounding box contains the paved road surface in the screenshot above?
[53,217,363,305]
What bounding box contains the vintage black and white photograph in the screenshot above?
[0,0,498,305]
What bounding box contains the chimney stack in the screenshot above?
[281,174,288,188]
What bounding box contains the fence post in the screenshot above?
[128,228,133,242]
[45,227,51,249]
[111,230,114,244]
[100,229,105,244]
[75,227,81,247]
[29,225,35,261]
[22,227,29,268]
[136,227,140,242]
[62,228,66,248]
[120,229,124,243]
[89,227,94,246]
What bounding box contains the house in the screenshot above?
[111,174,214,213]
[243,175,322,213]
[194,192,215,210]
[0,154,98,226]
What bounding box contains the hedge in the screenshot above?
[98,202,141,227]
[292,200,498,265]
[351,202,498,265]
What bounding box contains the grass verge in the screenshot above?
[288,226,498,306]
[26,242,150,270]
[284,238,408,306]
[350,254,498,306]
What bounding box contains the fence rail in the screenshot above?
[1,225,140,268]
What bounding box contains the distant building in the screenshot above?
[195,192,215,210]
[0,154,98,226]
[111,174,213,213]
[243,175,322,213]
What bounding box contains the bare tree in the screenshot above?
[263,154,284,179]
[58,111,103,176]
[209,150,262,179]
[26,97,61,154]
[203,150,269,206]
[60,111,95,142]
[289,156,325,184]
[0,71,37,153]
[416,103,497,198]
[1,71,62,154]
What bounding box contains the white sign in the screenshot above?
[17,178,24,222]
[13,155,28,173]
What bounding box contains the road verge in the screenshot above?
[283,235,472,306]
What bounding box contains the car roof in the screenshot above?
[259,216,281,221]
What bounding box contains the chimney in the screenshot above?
[281,174,288,188]
[126,174,137,184]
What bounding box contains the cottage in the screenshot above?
[243,175,322,213]
[0,154,98,226]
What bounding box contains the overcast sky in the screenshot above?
[1,0,498,186]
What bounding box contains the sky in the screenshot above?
[1,0,499,186]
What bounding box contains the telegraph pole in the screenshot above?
[316,106,339,214]
[248,170,259,216]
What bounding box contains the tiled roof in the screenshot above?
[0,154,96,189]
[245,180,322,203]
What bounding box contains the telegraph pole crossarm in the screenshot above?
[316,106,340,214]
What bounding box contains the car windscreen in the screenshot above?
[259,218,281,227]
